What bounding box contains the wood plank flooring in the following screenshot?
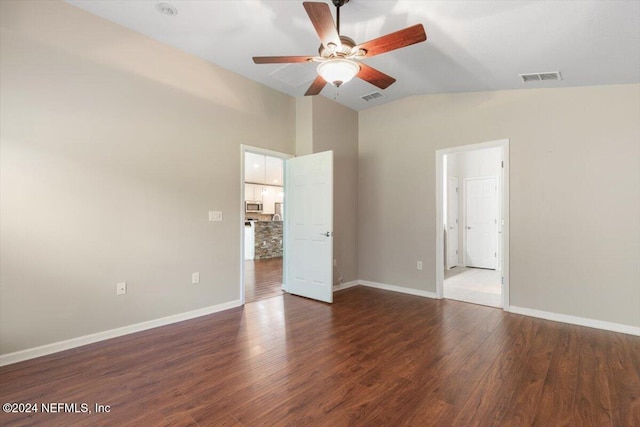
[244,257,283,303]
[0,286,638,426]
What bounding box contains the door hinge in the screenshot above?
[456,218,458,224]
[456,249,458,254]
[501,161,504,168]
[494,252,497,257]
[501,276,504,284]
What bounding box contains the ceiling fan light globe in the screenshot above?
[317,59,360,87]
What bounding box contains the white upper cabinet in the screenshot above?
[245,154,283,185]
[262,186,276,214]
[265,156,283,186]
[261,185,284,214]
[245,184,263,203]
[245,152,266,184]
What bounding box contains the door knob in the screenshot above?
[322,231,333,237]
[466,226,472,230]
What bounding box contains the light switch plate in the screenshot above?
[209,211,222,221]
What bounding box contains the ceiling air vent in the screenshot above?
[361,91,386,102]
[519,71,562,83]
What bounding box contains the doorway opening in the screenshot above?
[436,139,509,309]
[240,146,292,304]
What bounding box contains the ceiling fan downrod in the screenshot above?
[332,0,349,34]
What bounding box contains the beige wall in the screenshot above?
[311,96,359,284]
[295,97,313,157]
[2,0,637,358]
[359,84,640,327]
[0,0,295,354]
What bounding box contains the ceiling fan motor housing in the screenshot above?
[318,35,356,58]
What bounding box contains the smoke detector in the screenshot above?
[156,3,178,16]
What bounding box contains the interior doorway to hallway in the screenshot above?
[436,139,510,309]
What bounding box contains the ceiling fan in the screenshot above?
[252,0,427,96]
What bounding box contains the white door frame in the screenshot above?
[435,139,510,310]
[239,145,293,305]
[445,176,459,270]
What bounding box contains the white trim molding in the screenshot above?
[509,306,640,336]
[0,299,242,367]
[358,280,438,299]
[333,280,360,291]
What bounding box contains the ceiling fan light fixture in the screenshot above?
[317,59,360,87]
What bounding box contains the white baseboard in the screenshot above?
[337,280,638,336]
[358,280,438,299]
[5,289,636,367]
[333,280,360,291]
[509,306,640,336]
[0,299,242,367]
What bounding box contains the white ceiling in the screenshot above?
[66,0,640,111]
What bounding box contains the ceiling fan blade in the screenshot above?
[304,75,327,96]
[253,56,314,64]
[357,63,396,89]
[355,24,427,58]
[303,2,341,49]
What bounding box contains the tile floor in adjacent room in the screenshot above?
[444,266,502,308]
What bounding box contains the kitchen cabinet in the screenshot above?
[245,153,283,185]
[262,185,277,214]
[245,152,265,184]
[259,185,283,214]
[244,183,263,202]
[265,156,283,186]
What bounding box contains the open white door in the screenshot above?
[284,151,333,303]
[465,177,497,269]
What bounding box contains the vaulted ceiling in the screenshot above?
[66,0,640,111]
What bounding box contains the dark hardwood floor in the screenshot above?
[244,257,283,303]
[1,286,638,426]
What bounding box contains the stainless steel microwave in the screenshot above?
[245,201,263,213]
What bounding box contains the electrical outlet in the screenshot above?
[208,211,222,222]
[116,282,127,296]
[417,261,423,270]
[192,272,200,284]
